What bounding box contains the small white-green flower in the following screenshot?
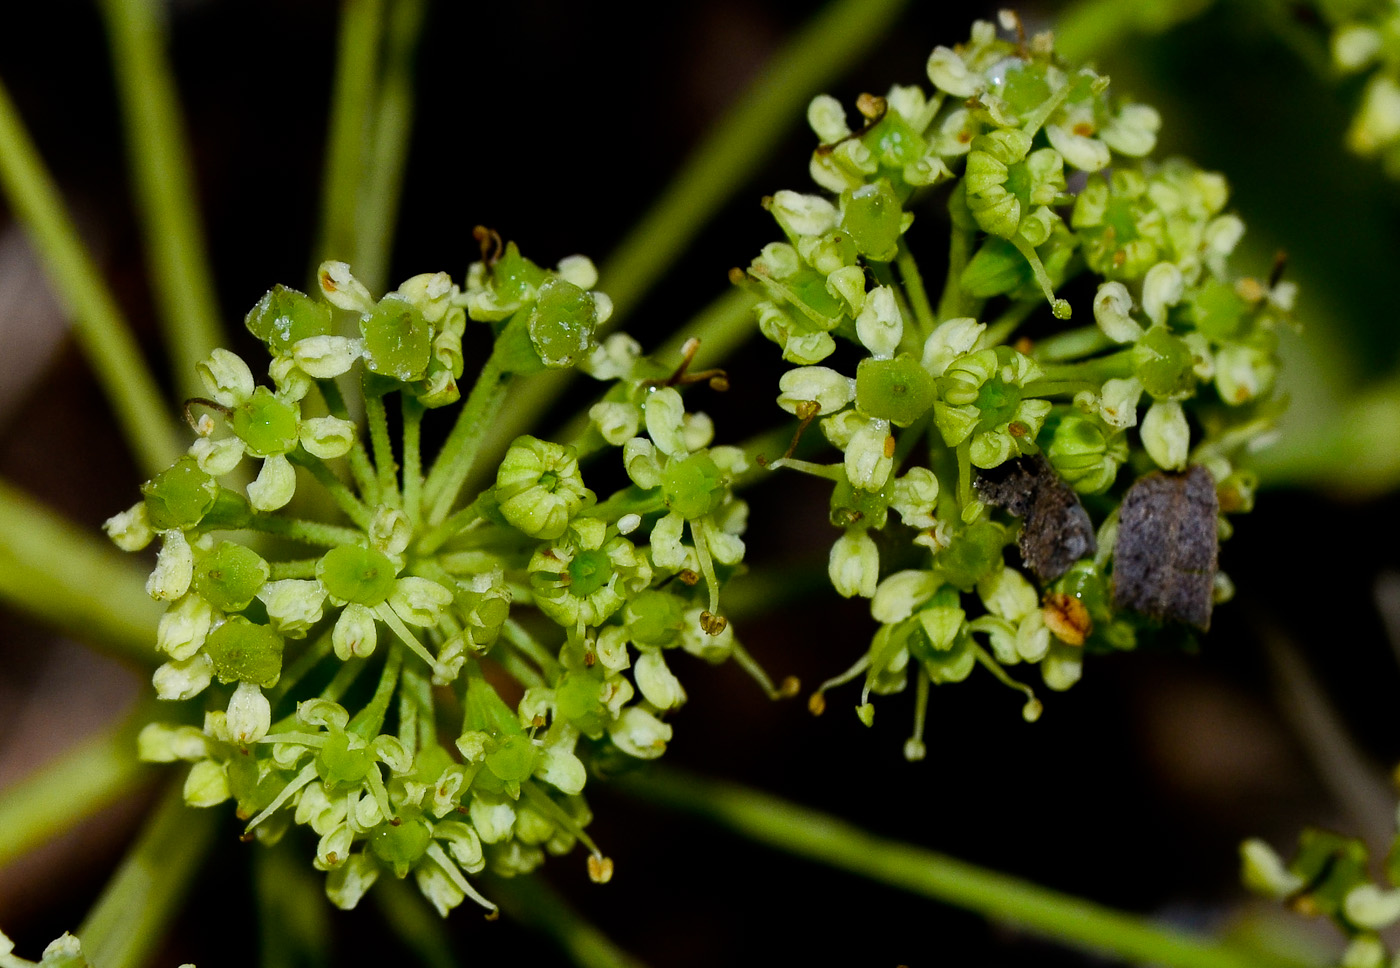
[829,529,879,598]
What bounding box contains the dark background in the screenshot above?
[3,1,1398,965]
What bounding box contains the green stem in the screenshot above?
[78,779,217,968]
[355,0,427,294]
[291,449,373,530]
[0,704,155,870]
[896,239,937,338]
[598,0,912,322]
[364,385,401,507]
[254,844,333,968]
[98,0,225,398]
[402,394,425,526]
[937,207,978,323]
[0,77,181,475]
[246,514,365,548]
[371,877,458,968]
[622,768,1313,968]
[0,478,161,667]
[1033,325,1116,362]
[422,350,510,526]
[1054,0,1217,65]
[486,874,650,968]
[416,494,488,556]
[314,0,384,271]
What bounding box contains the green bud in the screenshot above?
[856,354,936,427]
[662,451,725,519]
[317,544,398,606]
[936,520,1007,591]
[360,294,432,381]
[246,285,332,352]
[529,278,597,368]
[194,542,270,611]
[204,615,284,687]
[839,179,908,261]
[232,386,300,458]
[143,456,218,531]
[184,759,231,807]
[1133,326,1196,400]
[625,590,686,647]
[496,436,592,540]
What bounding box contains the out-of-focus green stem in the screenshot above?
[355,0,427,294]
[623,768,1318,968]
[79,780,217,968]
[1053,0,1215,64]
[0,478,161,667]
[1251,374,1400,495]
[599,0,912,321]
[315,0,384,273]
[0,78,181,475]
[98,0,224,399]
[372,877,458,968]
[422,350,509,526]
[489,874,650,968]
[0,704,155,871]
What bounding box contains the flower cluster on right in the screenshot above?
[742,14,1291,755]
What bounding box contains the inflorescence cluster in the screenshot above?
[1319,0,1400,175]
[107,238,785,916]
[742,13,1291,756]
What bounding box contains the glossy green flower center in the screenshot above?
[232,386,299,457]
[567,548,612,598]
[194,542,269,611]
[142,456,218,530]
[857,355,937,427]
[204,615,284,686]
[663,452,724,518]
[318,545,397,605]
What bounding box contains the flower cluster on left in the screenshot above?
[105,239,784,916]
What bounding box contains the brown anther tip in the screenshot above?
[235,808,251,821]
[728,266,747,285]
[678,569,700,586]
[856,92,886,120]
[1014,336,1035,354]
[390,816,402,826]
[485,909,501,922]
[883,434,897,458]
[778,676,801,698]
[532,714,546,728]
[808,692,827,716]
[1269,250,1289,289]
[709,375,730,392]
[239,832,255,843]
[326,851,338,864]
[1008,422,1027,438]
[1072,122,1095,137]
[587,855,615,884]
[760,195,775,210]
[1236,277,1266,303]
[755,454,770,468]
[1042,592,1091,646]
[584,650,597,667]
[699,611,728,635]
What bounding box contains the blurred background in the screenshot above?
[3,0,1399,964]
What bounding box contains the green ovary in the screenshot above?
[317,545,397,605]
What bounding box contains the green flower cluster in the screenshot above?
[743,14,1290,755]
[1243,810,1400,968]
[1316,0,1400,174]
[107,240,782,916]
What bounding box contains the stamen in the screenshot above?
[425,842,498,916]
[970,642,1043,722]
[244,762,318,833]
[373,603,440,670]
[809,653,873,715]
[728,639,797,701]
[904,672,931,762]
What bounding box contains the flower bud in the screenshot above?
[926,45,980,97]
[152,650,213,700]
[829,529,879,598]
[196,348,255,406]
[183,759,230,807]
[1141,400,1190,471]
[644,386,689,458]
[333,603,378,660]
[148,530,194,600]
[807,93,851,142]
[608,706,673,760]
[317,261,375,313]
[104,501,154,551]
[247,454,296,511]
[1093,282,1141,343]
[635,650,687,710]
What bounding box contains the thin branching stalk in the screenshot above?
[623,768,1318,968]
[98,0,225,398]
[0,78,181,474]
[0,479,162,666]
[78,780,218,968]
[0,705,155,870]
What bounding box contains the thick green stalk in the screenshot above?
[0,77,181,475]
[623,768,1316,968]
[599,0,912,320]
[0,706,154,870]
[1054,0,1216,63]
[488,874,650,968]
[0,479,161,667]
[79,780,217,968]
[371,877,458,968]
[355,0,427,294]
[98,0,225,399]
[422,351,510,526]
[314,0,385,271]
